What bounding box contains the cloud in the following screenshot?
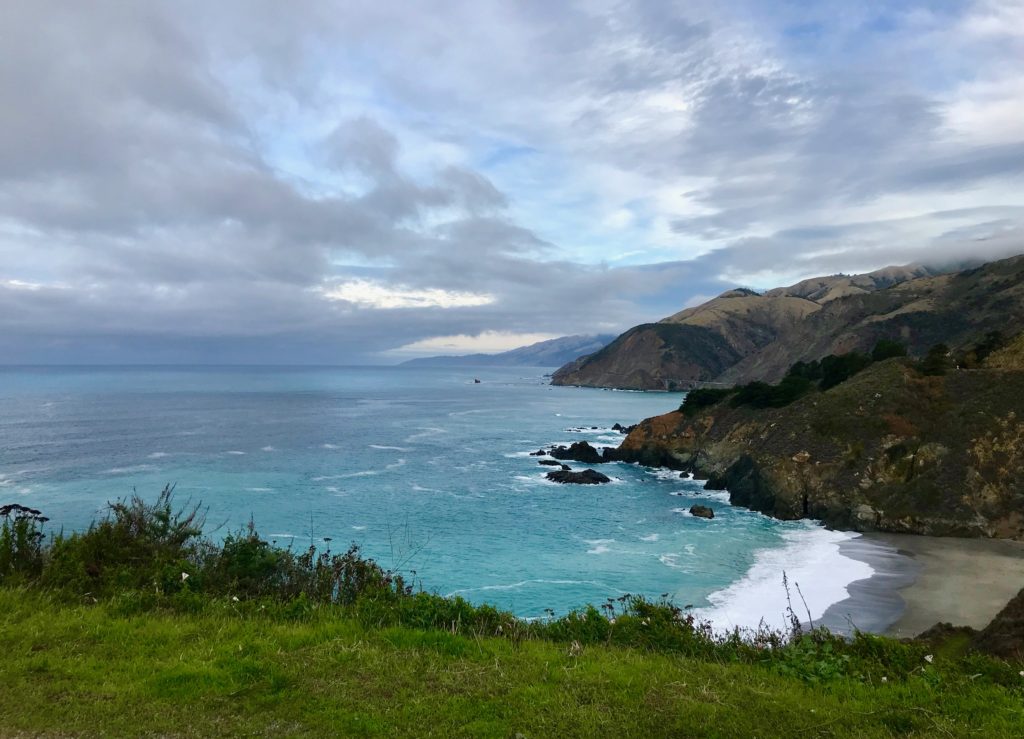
[0,0,1021,363]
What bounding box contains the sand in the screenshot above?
[818,533,1024,638]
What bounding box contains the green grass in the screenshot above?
[2,590,1022,737]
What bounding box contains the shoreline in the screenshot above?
[818,532,1024,638]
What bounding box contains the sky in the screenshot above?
[1,0,1023,364]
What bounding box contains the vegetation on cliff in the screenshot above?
[617,343,1024,539]
[2,491,1024,735]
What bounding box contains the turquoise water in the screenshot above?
[0,365,866,624]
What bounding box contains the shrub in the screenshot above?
[918,343,951,376]
[680,387,734,415]
[820,352,872,390]
[0,504,48,584]
[41,485,204,596]
[871,339,907,362]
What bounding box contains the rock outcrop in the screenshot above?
[546,469,612,485]
[548,441,605,465]
[689,505,715,519]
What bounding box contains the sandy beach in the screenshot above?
[819,533,1024,638]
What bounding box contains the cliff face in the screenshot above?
[614,360,1024,539]
[553,256,1024,390]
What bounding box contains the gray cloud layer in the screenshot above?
[1,0,1022,362]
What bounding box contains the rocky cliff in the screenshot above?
[553,256,1024,390]
[612,359,1024,539]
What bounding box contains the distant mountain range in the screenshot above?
[552,256,1024,390]
[400,334,616,368]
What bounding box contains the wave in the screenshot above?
[695,526,873,632]
[147,452,169,459]
[322,443,340,450]
[244,487,272,492]
[404,427,447,443]
[225,450,246,456]
[261,445,276,452]
[446,578,630,598]
[639,533,660,542]
[103,464,159,475]
[369,444,411,451]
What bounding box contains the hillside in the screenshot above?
[613,358,1024,539]
[551,259,1024,390]
[401,334,615,368]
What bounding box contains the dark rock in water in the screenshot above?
[529,449,547,456]
[560,464,571,471]
[612,423,637,434]
[538,459,561,466]
[689,505,715,519]
[549,441,604,464]
[546,468,611,485]
[971,586,1024,660]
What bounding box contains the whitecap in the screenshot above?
[225,450,246,456]
[351,525,367,531]
[695,526,873,632]
[404,427,447,443]
[262,445,276,452]
[245,487,272,492]
[640,533,660,542]
[322,443,339,450]
[369,444,411,451]
[147,452,169,459]
[103,464,158,475]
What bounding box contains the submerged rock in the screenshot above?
[537,459,561,466]
[689,505,715,519]
[546,468,611,485]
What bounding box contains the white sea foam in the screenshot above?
[322,443,340,450]
[584,538,616,555]
[640,533,660,542]
[404,426,447,443]
[262,445,276,452]
[696,526,873,632]
[385,458,407,470]
[225,450,246,456]
[147,452,169,459]
[447,578,629,597]
[351,525,366,530]
[369,444,411,451]
[103,464,158,475]
[245,487,272,492]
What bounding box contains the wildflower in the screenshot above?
[881,677,888,683]
[641,619,649,626]
[569,640,583,657]
[181,572,189,582]
[609,618,616,625]
[1019,670,1024,677]
[232,596,239,602]
[924,654,933,663]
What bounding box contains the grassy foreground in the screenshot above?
[1,589,1022,737]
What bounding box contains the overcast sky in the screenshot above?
[2,1,1022,363]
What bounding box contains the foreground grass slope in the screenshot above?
[2,589,1023,738]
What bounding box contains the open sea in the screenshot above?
[0,365,872,629]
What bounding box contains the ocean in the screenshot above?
[0,365,872,629]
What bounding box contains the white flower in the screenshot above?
[1019,670,1024,677]
[180,572,189,581]
[609,618,616,625]
[924,654,933,663]
[881,677,888,683]
[231,596,239,602]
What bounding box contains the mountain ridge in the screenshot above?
[552,256,1024,390]
[400,334,615,368]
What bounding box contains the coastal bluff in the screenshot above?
[611,359,1024,540]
